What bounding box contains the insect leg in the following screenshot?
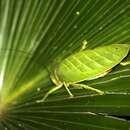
[36,84,63,103]
[120,61,130,66]
[80,40,88,51]
[71,83,104,95]
[63,82,74,97]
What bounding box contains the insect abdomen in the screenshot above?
[57,44,129,83]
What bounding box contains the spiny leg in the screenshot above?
[120,60,130,66]
[71,83,104,95]
[63,82,74,98]
[36,84,63,103]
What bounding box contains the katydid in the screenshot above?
[37,43,130,102]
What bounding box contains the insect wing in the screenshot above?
[57,44,129,83]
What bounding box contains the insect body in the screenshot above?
[37,44,130,102]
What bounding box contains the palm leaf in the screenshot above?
[0,0,130,129]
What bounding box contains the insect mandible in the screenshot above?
[37,43,130,102]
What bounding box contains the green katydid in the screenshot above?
[37,43,130,102]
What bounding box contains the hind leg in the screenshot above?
[71,83,105,95]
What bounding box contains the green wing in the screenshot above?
[57,44,129,83]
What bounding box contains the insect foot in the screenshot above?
[120,60,130,66]
[36,100,42,103]
[98,90,105,95]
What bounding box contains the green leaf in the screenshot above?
[0,0,130,129]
